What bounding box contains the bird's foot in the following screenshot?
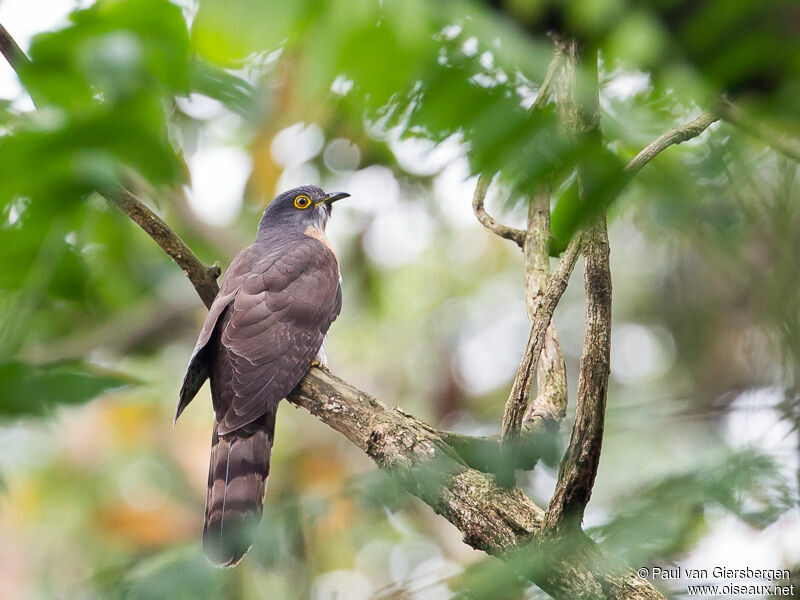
[310,359,327,369]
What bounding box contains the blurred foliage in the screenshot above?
[591,451,794,563]
[0,360,131,417]
[0,0,797,598]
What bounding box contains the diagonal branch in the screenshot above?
[291,368,664,600]
[104,184,221,308]
[523,43,570,433]
[0,23,29,71]
[472,173,525,247]
[523,188,568,426]
[0,24,221,307]
[501,232,583,440]
[625,111,718,176]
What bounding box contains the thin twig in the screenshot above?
[472,173,525,247]
[0,24,222,308]
[103,185,221,308]
[530,44,563,112]
[625,111,718,176]
[501,232,582,440]
[472,43,562,251]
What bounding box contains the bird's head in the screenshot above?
[257,185,349,236]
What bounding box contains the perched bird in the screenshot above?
[175,185,349,566]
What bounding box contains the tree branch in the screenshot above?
[545,216,611,530]
[0,23,29,71]
[625,111,718,176]
[472,173,525,248]
[530,43,563,112]
[103,184,221,308]
[523,188,568,426]
[290,368,664,600]
[501,107,721,443]
[0,24,221,306]
[538,44,612,533]
[501,232,582,440]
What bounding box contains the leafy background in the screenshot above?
[0,0,798,598]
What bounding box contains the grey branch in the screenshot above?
[545,216,611,530]
[626,111,718,176]
[472,173,525,248]
[501,232,583,440]
[501,108,721,442]
[523,188,568,428]
[104,185,221,308]
[291,368,664,600]
[529,43,563,112]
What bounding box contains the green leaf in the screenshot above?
[189,60,258,119]
[22,0,190,107]
[551,144,627,244]
[192,0,315,64]
[0,360,133,418]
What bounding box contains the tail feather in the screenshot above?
[203,409,276,567]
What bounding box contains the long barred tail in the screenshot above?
[203,409,276,567]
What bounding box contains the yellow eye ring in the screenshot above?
[293,195,312,209]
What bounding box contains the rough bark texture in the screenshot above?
[545,217,611,530]
[290,368,664,600]
[501,233,582,440]
[288,367,546,552]
[523,189,568,426]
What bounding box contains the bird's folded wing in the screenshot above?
[216,238,341,434]
[176,245,262,422]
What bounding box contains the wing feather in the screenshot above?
[215,237,341,434]
[175,244,272,422]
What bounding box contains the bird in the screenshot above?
[174,185,349,566]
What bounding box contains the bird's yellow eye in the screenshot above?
[294,195,312,210]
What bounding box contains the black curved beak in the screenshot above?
[324,191,350,204]
[316,192,350,208]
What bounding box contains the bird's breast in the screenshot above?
[304,225,338,265]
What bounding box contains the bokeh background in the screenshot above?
[0,1,798,598]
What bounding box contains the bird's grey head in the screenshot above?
[257,185,349,237]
